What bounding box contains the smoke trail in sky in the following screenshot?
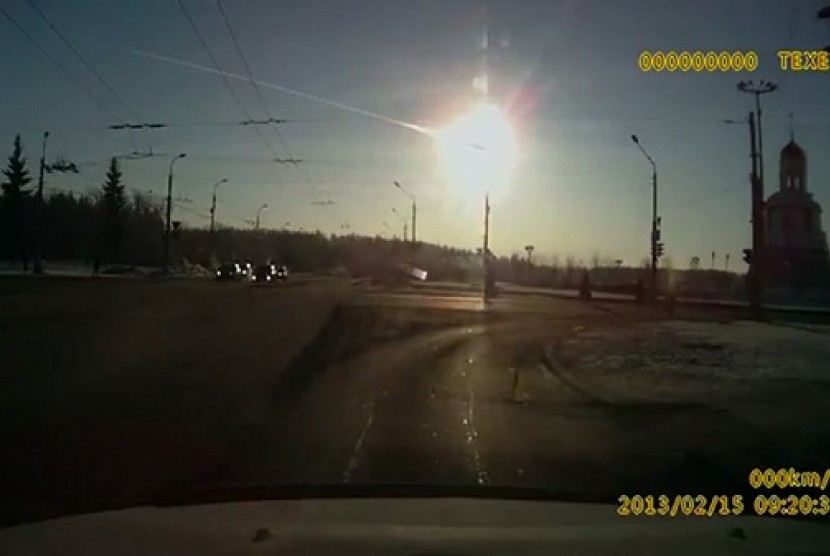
[131,49,435,138]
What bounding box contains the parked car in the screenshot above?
[250,264,277,284]
[239,261,252,277]
[216,263,243,280]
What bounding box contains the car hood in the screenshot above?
[1,495,829,555]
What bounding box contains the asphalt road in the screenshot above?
[226,292,830,500]
[2,277,830,527]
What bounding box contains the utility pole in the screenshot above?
[631,134,659,302]
[209,178,228,233]
[394,181,416,243]
[32,132,78,274]
[163,153,186,276]
[747,111,764,319]
[33,131,49,274]
[818,5,830,53]
[737,81,774,314]
[738,80,776,201]
[391,207,407,241]
[482,193,491,300]
[725,253,730,272]
[255,203,268,230]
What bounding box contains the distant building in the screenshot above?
[764,133,830,289]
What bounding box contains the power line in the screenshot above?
[0,3,139,152]
[215,0,295,160]
[107,116,337,130]
[182,0,345,230]
[175,0,278,158]
[173,200,211,220]
[174,198,249,228]
[23,0,150,151]
[211,0,344,224]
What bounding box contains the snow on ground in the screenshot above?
[0,260,210,277]
[0,261,93,276]
[545,319,830,404]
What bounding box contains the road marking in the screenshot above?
[342,393,378,483]
[455,345,490,486]
[465,385,489,485]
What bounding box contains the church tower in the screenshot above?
[765,120,830,289]
[778,131,806,193]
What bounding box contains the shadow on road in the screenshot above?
[270,304,506,406]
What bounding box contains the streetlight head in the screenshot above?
[394,181,401,188]
[221,178,228,183]
[178,153,186,159]
[630,134,639,143]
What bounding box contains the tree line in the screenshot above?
[1,134,163,269]
[0,133,746,296]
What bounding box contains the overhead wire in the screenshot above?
[213,0,339,225]
[173,200,212,221]
[175,0,279,159]
[0,3,139,152]
[215,0,294,160]
[23,0,151,152]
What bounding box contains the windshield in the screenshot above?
[2,0,830,530]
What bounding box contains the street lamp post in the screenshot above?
[393,181,416,243]
[209,178,228,233]
[631,135,659,301]
[391,207,407,241]
[163,153,186,275]
[731,83,774,320]
[255,203,268,230]
[725,113,764,319]
[482,192,492,300]
[818,5,830,51]
[32,131,49,274]
[738,80,776,195]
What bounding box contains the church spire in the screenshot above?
[780,113,806,193]
[789,111,794,142]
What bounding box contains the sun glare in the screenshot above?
[434,102,518,196]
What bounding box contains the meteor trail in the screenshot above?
[131,49,434,138]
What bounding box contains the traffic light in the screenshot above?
[653,242,664,258]
[743,248,753,264]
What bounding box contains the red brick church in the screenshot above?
[764,132,830,289]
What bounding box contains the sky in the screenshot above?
[1,0,829,271]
